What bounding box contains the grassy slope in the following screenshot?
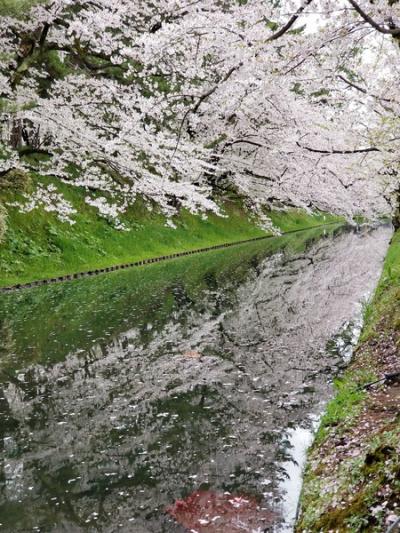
[297,230,400,532]
[0,175,343,287]
[0,0,42,15]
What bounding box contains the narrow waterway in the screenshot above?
[0,224,392,532]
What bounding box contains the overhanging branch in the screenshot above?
[267,0,314,41]
[347,0,400,36]
[225,139,264,149]
[297,141,380,154]
[337,74,394,104]
[192,65,240,114]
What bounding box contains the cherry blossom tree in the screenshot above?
[0,0,397,225]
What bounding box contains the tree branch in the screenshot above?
[337,74,394,104]
[337,74,367,94]
[297,141,380,154]
[192,65,240,114]
[267,0,314,42]
[170,64,242,161]
[225,139,264,149]
[39,23,50,48]
[149,11,189,33]
[347,0,400,36]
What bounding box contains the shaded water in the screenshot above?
[0,224,392,532]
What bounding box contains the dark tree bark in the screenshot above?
[393,187,400,229]
[10,118,23,149]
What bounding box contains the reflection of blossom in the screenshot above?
[4,460,24,501]
[4,437,25,502]
[0,228,391,531]
[166,490,276,532]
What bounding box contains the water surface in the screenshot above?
[0,225,391,532]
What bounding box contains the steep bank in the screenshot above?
[0,175,343,287]
[297,229,400,532]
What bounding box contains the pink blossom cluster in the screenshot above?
[0,0,399,224]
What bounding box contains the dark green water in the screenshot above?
[0,225,392,532]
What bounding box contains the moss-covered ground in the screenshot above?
[296,230,400,532]
[0,174,343,287]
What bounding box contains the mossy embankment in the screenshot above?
[0,173,343,288]
[296,230,400,533]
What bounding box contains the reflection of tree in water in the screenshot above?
[203,270,240,318]
[0,229,326,376]
[203,270,218,292]
[0,319,16,380]
[0,388,18,450]
[250,253,263,275]
[171,282,194,309]
[0,322,21,506]
[0,321,23,498]
[0,226,392,532]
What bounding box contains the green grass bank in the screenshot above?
[296,229,400,532]
[0,175,343,287]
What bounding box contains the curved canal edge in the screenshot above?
[0,221,342,293]
[296,229,400,532]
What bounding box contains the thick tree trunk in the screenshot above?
[393,211,400,230]
[10,118,23,149]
